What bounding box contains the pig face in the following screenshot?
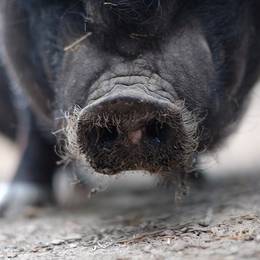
[55,0,213,174]
[1,0,259,175]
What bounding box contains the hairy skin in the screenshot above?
[0,0,259,214]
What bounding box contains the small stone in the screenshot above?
[198,221,209,227]
[65,234,82,241]
[180,227,189,233]
[31,247,40,253]
[7,253,18,259]
[69,244,78,249]
[243,215,256,221]
[230,246,239,254]
[51,239,64,246]
[244,235,254,241]
[256,234,260,242]
[172,241,187,251]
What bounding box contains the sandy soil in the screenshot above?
[0,84,260,260]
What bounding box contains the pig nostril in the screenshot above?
[145,120,170,144]
[88,126,119,146]
[100,127,119,144]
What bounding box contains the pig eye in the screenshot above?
[59,1,90,45]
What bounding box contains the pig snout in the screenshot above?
[74,90,198,175]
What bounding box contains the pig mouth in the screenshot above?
[73,96,198,175]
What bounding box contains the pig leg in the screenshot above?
[0,111,58,216]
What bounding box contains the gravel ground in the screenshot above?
[0,174,260,260]
[0,83,260,260]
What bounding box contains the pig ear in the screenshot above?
[0,2,53,126]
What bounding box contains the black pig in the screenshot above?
[0,0,259,213]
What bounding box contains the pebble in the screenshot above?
[64,234,82,241]
[255,234,260,242]
[69,244,78,249]
[7,253,18,259]
[51,239,65,246]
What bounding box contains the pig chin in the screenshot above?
[64,77,199,175]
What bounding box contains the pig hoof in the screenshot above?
[0,182,53,217]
